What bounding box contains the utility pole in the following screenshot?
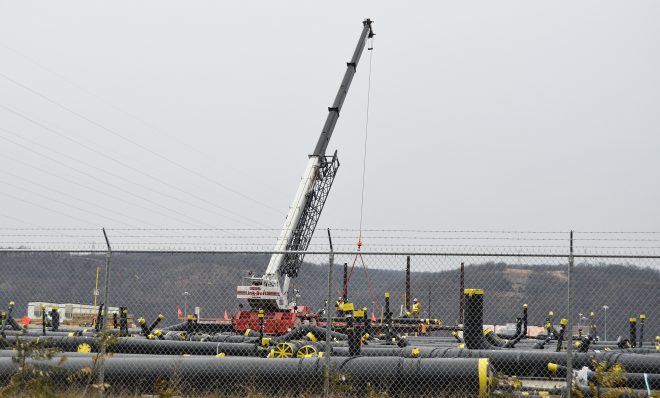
[566,230,574,397]
[427,284,431,319]
[324,228,334,398]
[183,292,190,317]
[98,227,112,398]
[459,262,465,324]
[405,256,411,312]
[602,305,609,341]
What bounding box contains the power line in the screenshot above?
[0,178,141,228]
[0,212,38,227]
[0,148,211,228]
[0,169,159,228]
[0,112,264,228]
[0,191,98,227]
[0,69,284,215]
[0,128,223,228]
[0,42,288,198]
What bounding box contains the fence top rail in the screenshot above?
[1,249,660,259]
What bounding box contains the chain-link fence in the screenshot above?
[1,230,659,397]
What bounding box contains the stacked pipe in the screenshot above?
[1,289,657,396]
[0,356,494,397]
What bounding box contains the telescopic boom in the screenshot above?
[236,19,375,310]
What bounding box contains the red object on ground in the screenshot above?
[233,311,297,334]
[223,310,230,321]
[21,316,30,326]
[177,307,183,317]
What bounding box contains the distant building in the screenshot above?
[27,302,119,322]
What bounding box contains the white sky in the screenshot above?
[1,1,659,236]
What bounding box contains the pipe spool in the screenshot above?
[0,356,494,397]
[272,325,347,343]
[556,318,568,352]
[161,321,234,334]
[1,335,261,357]
[629,317,638,348]
[463,289,496,350]
[305,345,660,376]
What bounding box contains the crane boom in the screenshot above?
[237,19,374,311]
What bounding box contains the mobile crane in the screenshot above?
[234,19,374,334]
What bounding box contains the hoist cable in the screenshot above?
[357,39,374,242]
[344,39,376,302]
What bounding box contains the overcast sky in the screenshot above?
[1,1,659,238]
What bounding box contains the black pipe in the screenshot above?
[257,309,264,348]
[504,318,526,348]
[574,335,593,353]
[160,321,234,334]
[320,343,660,376]
[522,304,528,338]
[639,314,645,348]
[119,307,128,337]
[556,318,567,352]
[532,335,552,350]
[1,304,21,334]
[0,302,14,337]
[483,328,504,347]
[405,256,411,313]
[137,317,149,336]
[459,262,465,324]
[544,311,555,338]
[49,306,60,332]
[430,348,660,377]
[1,335,260,357]
[342,262,348,301]
[0,356,494,396]
[346,316,361,356]
[273,325,347,343]
[629,317,637,348]
[42,304,46,336]
[384,292,392,340]
[463,289,494,350]
[94,303,104,332]
[148,314,164,334]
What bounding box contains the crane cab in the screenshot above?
[236,275,285,311]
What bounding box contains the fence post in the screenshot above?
[98,227,112,397]
[566,230,574,397]
[324,228,334,398]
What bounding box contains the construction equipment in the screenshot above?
[234,19,374,333]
